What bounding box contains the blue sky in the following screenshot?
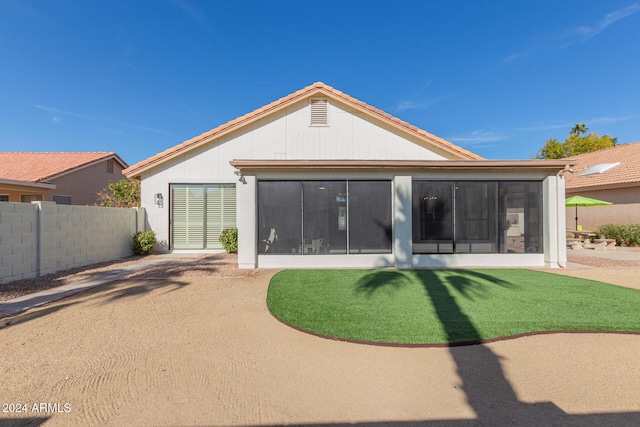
[1,1,639,165]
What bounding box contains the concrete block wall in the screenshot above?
[0,202,146,285]
[0,202,38,284]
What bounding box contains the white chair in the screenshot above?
[263,228,277,252]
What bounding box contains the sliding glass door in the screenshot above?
[171,184,236,249]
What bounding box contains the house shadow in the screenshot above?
[0,417,50,427]
[0,257,222,328]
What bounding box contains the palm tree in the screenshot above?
[570,123,588,136]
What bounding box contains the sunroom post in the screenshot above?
[237,174,257,269]
[394,175,412,269]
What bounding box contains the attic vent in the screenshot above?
[310,99,328,126]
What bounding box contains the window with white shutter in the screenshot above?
[171,184,236,250]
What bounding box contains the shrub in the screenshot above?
[133,231,157,255]
[219,228,238,253]
[595,224,640,247]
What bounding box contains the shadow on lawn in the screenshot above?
[350,269,640,425]
[355,270,413,297]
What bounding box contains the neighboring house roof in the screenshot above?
[124,82,483,178]
[0,152,128,183]
[564,142,640,190]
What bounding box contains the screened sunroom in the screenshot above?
[231,159,571,269]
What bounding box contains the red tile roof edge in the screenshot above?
[124,82,482,177]
[0,152,127,182]
[564,142,640,190]
[41,152,128,182]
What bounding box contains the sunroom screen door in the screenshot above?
[171,184,235,249]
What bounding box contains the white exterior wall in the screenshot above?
[141,99,451,250]
[138,97,566,268]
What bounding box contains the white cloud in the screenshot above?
[563,2,640,46]
[170,0,209,25]
[395,81,441,112]
[397,99,434,111]
[589,114,640,125]
[514,122,571,132]
[396,93,454,112]
[33,104,173,136]
[502,3,640,64]
[447,131,508,145]
[514,114,640,132]
[34,104,93,120]
[501,52,528,64]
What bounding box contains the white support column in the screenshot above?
[543,175,563,268]
[393,175,412,269]
[556,174,567,267]
[237,175,257,269]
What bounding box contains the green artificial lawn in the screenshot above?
[266,269,640,345]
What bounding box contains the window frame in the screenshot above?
[412,180,543,254]
[20,194,43,203]
[52,194,72,205]
[170,183,236,250]
[257,180,392,255]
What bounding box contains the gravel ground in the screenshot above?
[2,248,639,303]
[567,250,640,268]
[1,249,639,425]
[1,264,639,426]
[0,253,241,302]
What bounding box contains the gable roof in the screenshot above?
[564,142,640,190]
[124,82,483,178]
[0,152,128,183]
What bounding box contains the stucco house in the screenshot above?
[0,152,127,205]
[564,142,640,230]
[124,82,574,269]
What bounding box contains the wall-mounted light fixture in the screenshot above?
[234,169,246,184]
[155,193,164,207]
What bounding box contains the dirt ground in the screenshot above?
[1,260,639,426]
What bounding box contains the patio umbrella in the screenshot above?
[565,195,612,231]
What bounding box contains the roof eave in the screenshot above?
[229,159,575,173]
[123,83,482,178]
[566,180,640,192]
[0,178,57,189]
[42,153,128,182]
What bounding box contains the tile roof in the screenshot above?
[0,152,127,182]
[564,142,640,190]
[124,82,483,177]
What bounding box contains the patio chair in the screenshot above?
[263,227,277,253]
